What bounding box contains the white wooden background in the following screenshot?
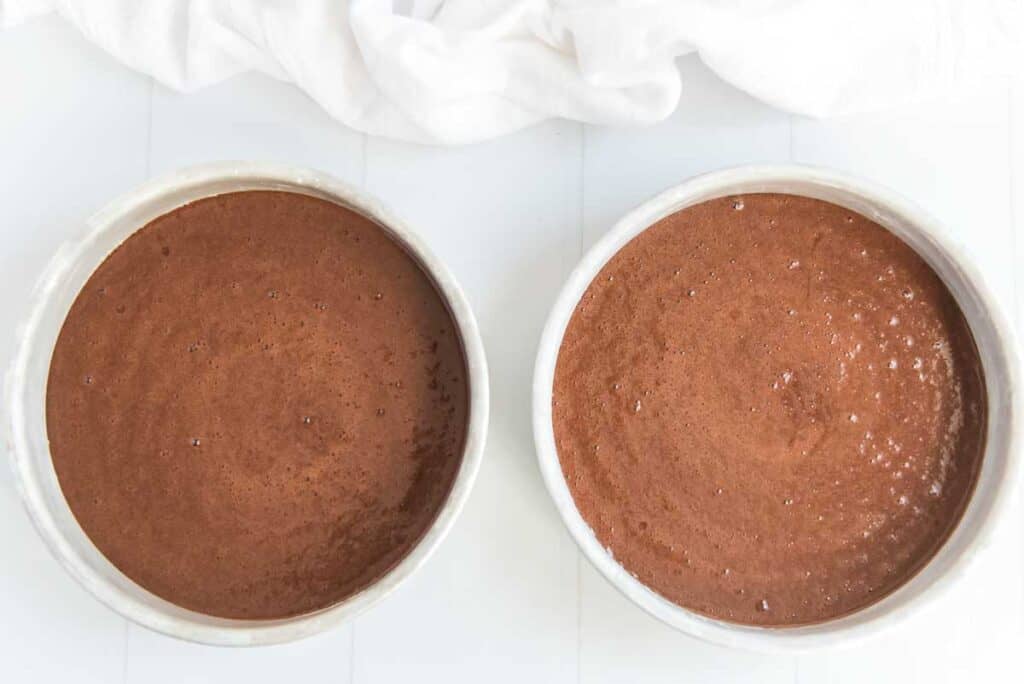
[2,16,1022,684]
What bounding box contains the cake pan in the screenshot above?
[533,164,1020,652]
[5,161,489,646]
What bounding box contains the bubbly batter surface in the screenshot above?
[47,190,468,619]
[553,194,985,626]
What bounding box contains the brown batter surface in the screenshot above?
[553,194,986,626]
[47,190,468,619]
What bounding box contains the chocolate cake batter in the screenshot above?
[47,190,468,619]
[553,194,986,626]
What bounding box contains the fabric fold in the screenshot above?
[2,0,1021,144]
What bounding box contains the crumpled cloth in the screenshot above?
[3,0,1022,144]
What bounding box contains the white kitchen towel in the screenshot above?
[3,0,1022,145]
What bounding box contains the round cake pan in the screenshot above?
[5,161,489,646]
[533,164,1020,652]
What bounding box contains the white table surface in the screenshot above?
[2,15,1022,684]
